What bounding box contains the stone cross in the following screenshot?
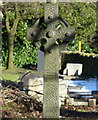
[43,3,59,118]
[27,1,75,119]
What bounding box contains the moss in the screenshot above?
[60,51,98,58]
[2,102,18,111]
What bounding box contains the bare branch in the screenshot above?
[3,3,11,32]
[11,3,19,35]
[5,12,10,32]
[11,19,19,34]
[15,3,19,19]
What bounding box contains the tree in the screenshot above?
[3,3,20,69]
[2,2,44,68]
[2,2,97,69]
[93,1,98,48]
[59,2,96,53]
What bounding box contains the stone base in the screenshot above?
[65,98,97,106]
[88,99,96,107]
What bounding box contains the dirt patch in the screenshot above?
[1,87,42,118]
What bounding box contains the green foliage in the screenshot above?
[2,19,38,67]
[59,2,96,53]
[2,2,97,68]
[14,20,38,67]
[2,3,44,68]
[7,11,15,19]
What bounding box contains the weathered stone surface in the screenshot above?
[68,98,74,105]
[20,72,69,104]
[43,3,59,118]
[27,1,75,118]
[28,78,43,101]
[88,99,96,107]
[59,79,69,103]
[38,50,44,72]
[65,98,89,106]
[63,63,83,76]
[19,72,43,101]
[74,101,88,106]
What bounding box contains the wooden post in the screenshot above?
[78,40,82,52]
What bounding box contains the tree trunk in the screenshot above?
[3,3,19,70]
[7,33,14,69]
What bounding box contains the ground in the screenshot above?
[60,105,98,119]
[1,66,98,119]
[0,66,39,82]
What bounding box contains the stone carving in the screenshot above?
[19,72,68,103]
[27,2,75,118]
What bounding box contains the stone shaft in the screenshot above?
[43,3,59,118]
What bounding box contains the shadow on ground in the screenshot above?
[60,108,98,119]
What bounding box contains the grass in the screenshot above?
[0,66,40,82]
[2,102,18,111]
